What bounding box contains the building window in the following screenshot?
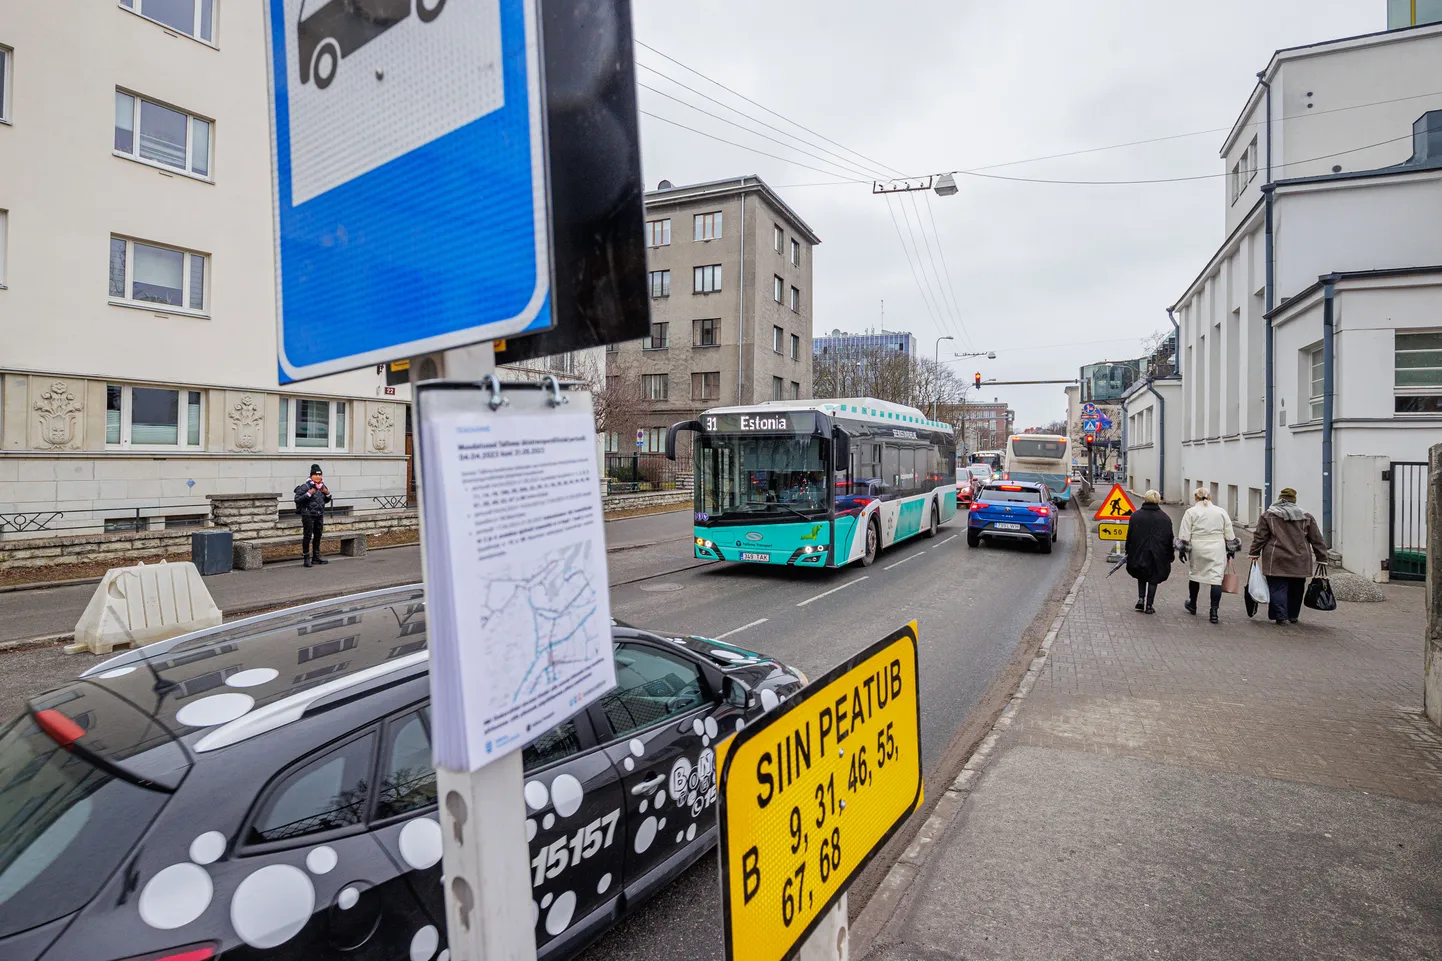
[790,381,801,400]
[648,269,670,298]
[789,286,800,312]
[109,236,207,313]
[694,211,722,241]
[280,397,347,451]
[773,326,784,353]
[646,218,671,247]
[119,0,215,45]
[642,322,669,350]
[773,224,783,253]
[693,318,720,347]
[692,371,720,401]
[790,239,800,267]
[772,275,783,303]
[772,376,785,401]
[1308,346,1324,421]
[0,45,10,123]
[1247,135,1258,183]
[1394,330,1442,413]
[0,209,7,288]
[114,90,211,177]
[642,374,669,401]
[790,334,800,361]
[105,384,204,448]
[694,264,722,293]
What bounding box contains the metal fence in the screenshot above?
[604,453,688,494]
[0,497,414,539]
[1388,461,1428,581]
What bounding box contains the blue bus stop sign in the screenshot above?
[266,0,553,382]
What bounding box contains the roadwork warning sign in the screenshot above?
[1093,483,1136,521]
[719,624,922,961]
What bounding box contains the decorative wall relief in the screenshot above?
[33,381,83,450]
[368,405,395,452]
[229,394,265,451]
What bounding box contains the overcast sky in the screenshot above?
[630,0,1381,426]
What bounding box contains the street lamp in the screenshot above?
[932,335,954,419]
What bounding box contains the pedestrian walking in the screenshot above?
[1177,487,1240,624]
[294,464,332,568]
[1247,486,1329,625]
[1124,490,1173,614]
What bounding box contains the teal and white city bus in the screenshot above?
[666,398,957,568]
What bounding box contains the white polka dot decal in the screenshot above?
[438,951,450,961]
[306,845,337,875]
[399,817,443,870]
[225,667,280,688]
[526,819,537,842]
[139,862,212,930]
[692,718,705,736]
[653,790,665,809]
[639,799,648,814]
[551,773,584,818]
[541,893,553,908]
[176,692,254,728]
[736,718,746,732]
[597,872,612,894]
[629,738,645,757]
[710,648,744,661]
[542,813,555,830]
[658,817,666,831]
[532,901,539,925]
[338,886,360,910]
[623,758,635,772]
[704,717,719,739]
[524,780,549,811]
[99,665,137,678]
[702,736,711,748]
[675,830,684,843]
[545,891,577,936]
[231,864,314,948]
[411,924,440,961]
[634,815,657,853]
[188,831,225,865]
[686,823,697,842]
[760,688,780,712]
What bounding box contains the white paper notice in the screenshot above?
[419,394,615,771]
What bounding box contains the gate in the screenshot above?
[1387,461,1428,581]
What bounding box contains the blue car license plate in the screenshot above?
[740,552,769,562]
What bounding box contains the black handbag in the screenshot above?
[1304,563,1337,612]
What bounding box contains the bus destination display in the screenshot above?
[718,623,922,961]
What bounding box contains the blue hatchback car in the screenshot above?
[966,481,1057,553]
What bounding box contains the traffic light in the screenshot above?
[1084,432,1095,448]
[974,372,982,390]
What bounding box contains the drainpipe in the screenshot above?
[1322,273,1339,546]
[1145,379,1168,501]
[1262,183,1276,505]
[736,179,747,403]
[1256,72,1272,182]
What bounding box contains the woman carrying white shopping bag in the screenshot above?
[1177,487,1241,624]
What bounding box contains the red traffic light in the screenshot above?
[1084,433,1095,447]
[974,372,982,389]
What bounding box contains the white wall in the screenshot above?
[1122,380,1182,502]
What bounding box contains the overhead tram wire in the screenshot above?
[883,195,946,336]
[638,111,874,183]
[922,192,973,349]
[895,194,958,342]
[906,191,970,350]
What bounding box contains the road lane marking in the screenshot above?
[938,534,958,546]
[715,618,768,639]
[795,576,869,607]
[883,551,925,570]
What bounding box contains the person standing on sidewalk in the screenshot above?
[1124,490,1174,614]
[1248,486,1329,625]
[1177,487,1239,624]
[294,464,332,568]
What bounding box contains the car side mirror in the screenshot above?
[831,427,850,472]
[722,675,750,709]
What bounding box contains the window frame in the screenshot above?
[108,235,209,316]
[789,286,800,312]
[0,44,11,124]
[105,383,205,450]
[238,726,381,855]
[790,238,800,267]
[279,396,348,452]
[642,373,669,401]
[1393,329,1442,414]
[692,371,720,401]
[113,88,213,180]
[694,264,722,293]
[118,0,217,48]
[370,708,438,827]
[1308,346,1324,422]
[693,318,720,348]
[642,321,669,351]
[790,381,801,400]
[771,376,785,401]
[773,224,783,253]
[648,269,670,298]
[0,208,7,288]
[773,275,783,303]
[693,211,723,242]
[790,334,800,361]
[592,641,717,742]
[772,325,784,353]
[645,218,671,248]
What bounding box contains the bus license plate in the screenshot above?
[740,552,769,562]
[993,522,1023,531]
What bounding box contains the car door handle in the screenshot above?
[631,775,666,795]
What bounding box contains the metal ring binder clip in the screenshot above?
[481,374,508,411]
[542,375,569,407]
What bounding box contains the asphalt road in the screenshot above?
[581,507,1080,961]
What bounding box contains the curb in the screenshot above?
[855,509,1097,944]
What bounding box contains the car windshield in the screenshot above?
[696,434,827,518]
[980,486,1042,503]
[0,713,169,938]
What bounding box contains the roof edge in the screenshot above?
[645,175,823,245]
[1265,264,1442,320]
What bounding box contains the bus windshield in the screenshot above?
[1010,438,1067,461]
[696,434,828,518]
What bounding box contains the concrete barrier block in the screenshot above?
[340,533,367,557]
[70,561,221,656]
[233,541,264,571]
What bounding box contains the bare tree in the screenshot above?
[812,347,968,418]
[1035,419,1069,435]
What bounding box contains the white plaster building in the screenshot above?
[1121,378,1182,501]
[1169,17,1442,578]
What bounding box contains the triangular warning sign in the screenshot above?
[1093,483,1137,521]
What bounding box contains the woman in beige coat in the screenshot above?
[1177,487,1240,624]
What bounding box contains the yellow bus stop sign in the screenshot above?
[719,623,922,961]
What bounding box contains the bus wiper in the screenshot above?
[766,502,817,523]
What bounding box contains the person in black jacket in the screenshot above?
[294,464,332,568]
[1124,490,1174,614]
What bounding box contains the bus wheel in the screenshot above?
[860,517,880,566]
[923,504,938,538]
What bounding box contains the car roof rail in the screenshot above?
[193,650,429,753]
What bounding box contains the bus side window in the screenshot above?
[883,445,900,495]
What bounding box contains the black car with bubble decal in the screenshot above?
[0,585,805,961]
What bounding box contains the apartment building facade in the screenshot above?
[959,401,1013,453]
[1170,15,1442,577]
[0,2,417,537]
[607,176,820,452]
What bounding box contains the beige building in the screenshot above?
[607,176,820,452]
[0,2,414,537]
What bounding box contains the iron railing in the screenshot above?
[0,497,415,539]
[1388,461,1427,581]
[604,452,689,494]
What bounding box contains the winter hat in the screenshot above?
[1279,487,1297,501]
[310,464,323,476]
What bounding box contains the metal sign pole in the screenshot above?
[412,344,537,961]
